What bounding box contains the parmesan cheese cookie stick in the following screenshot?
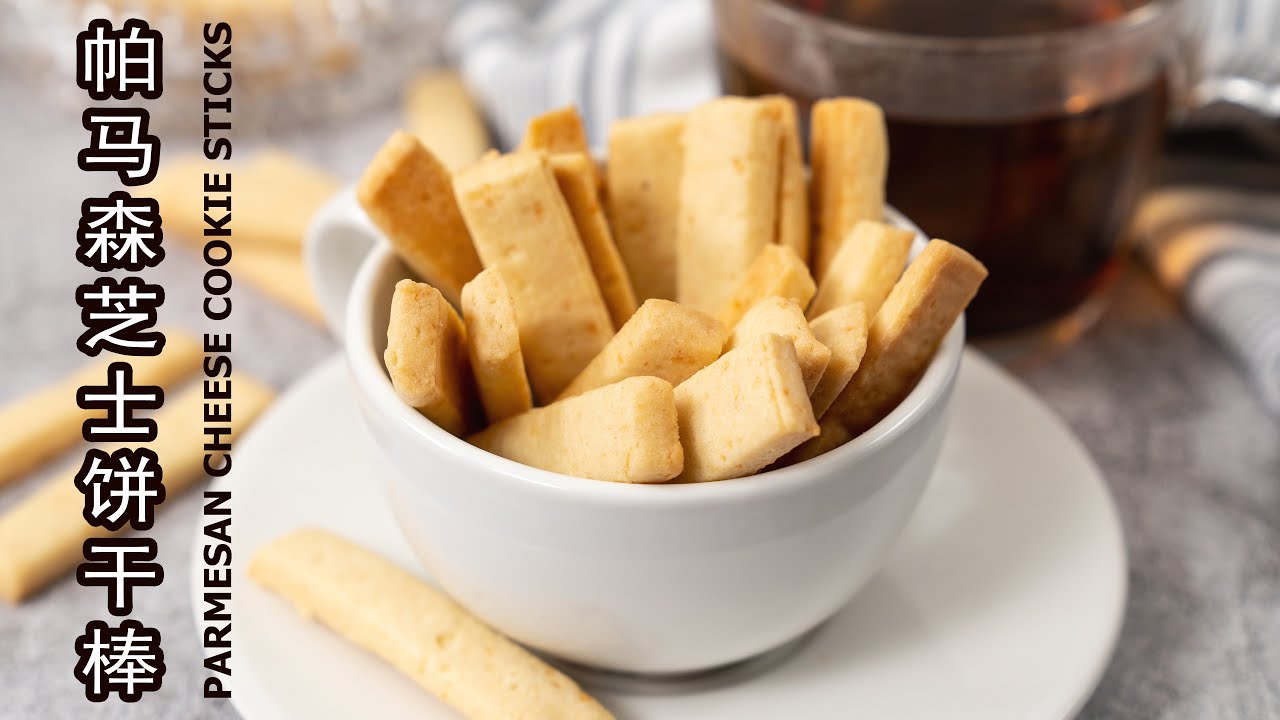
[357,131,483,308]
[0,375,275,603]
[763,96,809,261]
[238,150,342,247]
[149,155,328,322]
[676,98,782,314]
[404,70,491,171]
[828,239,987,435]
[675,334,819,482]
[605,113,685,302]
[810,98,887,280]
[460,269,533,424]
[386,280,482,436]
[148,150,339,251]
[470,377,683,484]
[519,106,600,191]
[231,245,325,324]
[718,244,816,329]
[549,152,639,329]
[453,151,614,401]
[725,297,831,394]
[779,420,854,467]
[519,105,591,155]
[557,299,726,400]
[808,303,869,419]
[807,220,913,319]
[249,529,615,720]
[0,330,202,488]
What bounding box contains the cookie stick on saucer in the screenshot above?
[249,529,615,720]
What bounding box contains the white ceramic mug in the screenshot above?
[305,188,965,675]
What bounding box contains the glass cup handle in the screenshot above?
[1178,0,1280,122]
[1191,64,1280,121]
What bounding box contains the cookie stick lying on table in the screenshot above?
[725,297,831,395]
[404,70,491,172]
[676,97,782,315]
[386,280,482,436]
[147,151,333,322]
[470,376,683,484]
[358,131,483,308]
[763,95,809,262]
[676,333,819,482]
[808,303,869,419]
[827,239,988,436]
[249,529,615,720]
[548,152,639,329]
[718,244,816,330]
[810,98,888,280]
[0,375,275,603]
[147,150,339,252]
[230,150,341,250]
[230,244,325,324]
[0,330,202,489]
[807,220,913,320]
[453,151,614,402]
[605,113,685,302]
[460,269,533,425]
[556,299,726,401]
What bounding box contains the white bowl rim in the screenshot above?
[345,209,965,508]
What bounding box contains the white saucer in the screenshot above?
[190,351,1125,720]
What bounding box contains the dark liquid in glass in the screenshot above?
[718,0,1168,335]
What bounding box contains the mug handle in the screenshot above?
[1177,0,1280,125]
[304,186,381,336]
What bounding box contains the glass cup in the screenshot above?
[713,0,1275,340]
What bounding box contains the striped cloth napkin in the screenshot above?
[445,0,717,149]
[445,0,1280,416]
[1134,189,1280,416]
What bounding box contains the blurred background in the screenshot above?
[0,0,1277,717]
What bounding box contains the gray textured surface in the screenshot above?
[0,70,1278,719]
